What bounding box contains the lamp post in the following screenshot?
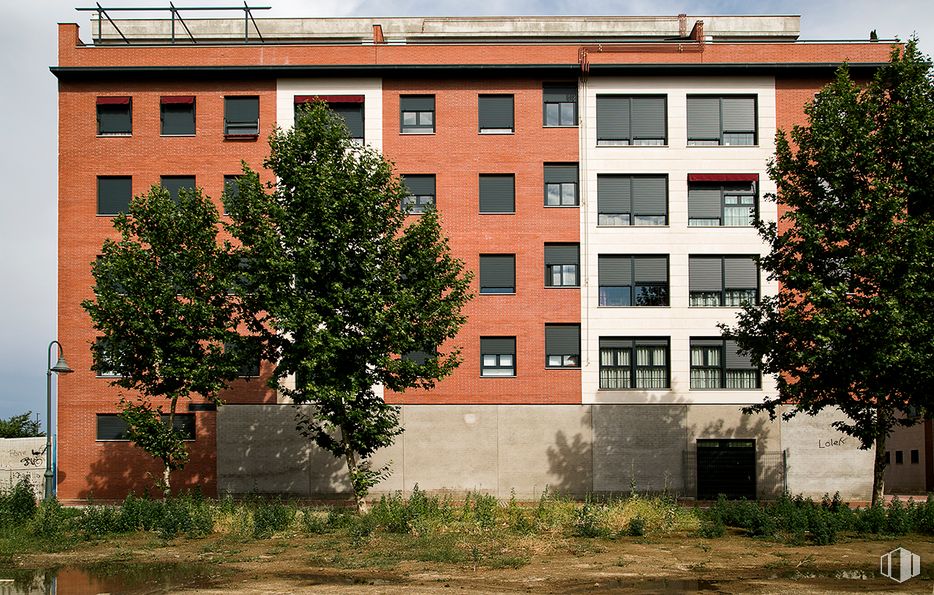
[46,341,73,500]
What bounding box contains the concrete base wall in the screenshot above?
[217,403,825,499]
[0,438,46,495]
[781,408,875,501]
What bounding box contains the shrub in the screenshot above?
[809,508,837,545]
[0,480,37,528]
[76,505,122,538]
[467,493,498,530]
[252,501,295,539]
[855,504,887,534]
[913,496,934,535]
[698,516,725,538]
[573,499,609,538]
[626,515,646,537]
[300,509,329,534]
[119,494,163,532]
[886,497,912,535]
[31,497,67,539]
[158,496,213,539]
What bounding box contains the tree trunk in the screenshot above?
[163,396,177,499]
[344,447,369,514]
[872,423,887,507]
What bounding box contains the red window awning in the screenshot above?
[161,95,195,105]
[688,173,759,183]
[96,96,130,105]
[294,95,365,104]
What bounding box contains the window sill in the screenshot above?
[546,366,581,370]
[96,214,120,218]
[688,225,756,229]
[543,125,579,129]
[401,130,435,135]
[544,285,580,289]
[479,130,514,135]
[97,133,132,138]
[688,306,757,309]
[224,133,259,141]
[479,212,516,215]
[480,374,517,378]
[596,224,669,228]
[479,292,517,296]
[598,305,671,308]
[544,204,580,208]
[596,143,669,148]
[597,387,672,392]
[96,375,122,379]
[686,144,759,148]
[160,134,196,137]
[689,388,762,391]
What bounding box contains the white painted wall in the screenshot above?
[579,76,778,405]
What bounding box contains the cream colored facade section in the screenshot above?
[579,76,778,405]
[275,78,383,152]
[274,77,384,403]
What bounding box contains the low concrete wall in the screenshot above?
[217,404,806,499]
[782,408,874,501]
[0,437,46,495]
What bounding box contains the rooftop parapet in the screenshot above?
[83,12,802,45]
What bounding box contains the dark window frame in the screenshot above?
[401,174,436,214]
[688,181,758,227]
[480,336,516,377]
[479,254,516,295]
[97,176,132,216]
[96,413,196,442]
[545,324,581,368]
[596,94,668,146]
[542,83,578,128]
[478,94,515,134]
[544,163,579,207]
[96,97,132,136]
[400,95,435,134]
[223,95,260,137]
[689,338,761,390]
[598,337,670,390]
[687,95,758,146]
[160,175,197,202]
[478,173,516,214]
[223,175,241,216]
[544,243,580,288]
[598,255,670,307]
[689,255,760,308]
[160,96,196,136]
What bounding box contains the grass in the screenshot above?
[4,479,934,573]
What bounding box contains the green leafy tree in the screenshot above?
[82,186,243,496]
[226,102,472,513]
[723,40,934,505]
[0,412,43,438]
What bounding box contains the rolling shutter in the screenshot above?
[544,244,579,266]
[631,96,666,140]
[688,187,723,220]
[400,96,434,111]
[600,338,633,350]
[331,104,364,139]
[480,255,515,290]
[479,95,514,130]
[725,340,756,369]
[97,177,132,215]
[598,175,631,214]
[722,97,756,132]
[544,164,578,184]
[546,325,580,357]
[543,84,577,103]
[481,337,515,355]
[723,257,757,288]
[402,175,435,196]
[596,96,630,141]
[632,176,667,216]
[633,256,668,284]
[687,97,720,140]
[690,257,723,292]
[598,256,631,285]
[96,415,130,440]
[479,175,515,213]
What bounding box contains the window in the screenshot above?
[687,96,757,146]
[543,83,577,127]
[597,175,668,226]
[689,256,758,307]
[97,97,131,135]
[544,164,579,206]
[401,174,436,214]
[160,96,196,135]
[403,351,432,365]
[294,95,365,141]
[599,338,669,389]
[400,95,435,134]
[688,177,758,226]
[97,176,132,215]
[478,94,514,133]
[598,255,669,306]
[911,449,920,464]
[161,176,196,201]
[481,337,516,377]
[225,338,260,378]
[96,413,195,441]
[545,324,580,368]
[895,450,904,465]
[223,175,240,215]
[690,338,760,389]
[545,244,579,287]
[596,95,666,146]
[479,254,515,294]
[479,174,515,213]
[224,96,259,136]
[93,337,124,378]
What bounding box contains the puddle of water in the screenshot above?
[0,562,229,595]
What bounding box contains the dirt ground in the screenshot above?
[11,533,934,594]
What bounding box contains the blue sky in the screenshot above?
[2,0,932,427]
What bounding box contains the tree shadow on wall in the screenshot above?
[545,412,593,498]
[695,412,783,499]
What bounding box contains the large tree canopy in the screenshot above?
[225,102,472,512]
[723,39,934,505]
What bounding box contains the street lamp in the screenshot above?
[46,341,73,500]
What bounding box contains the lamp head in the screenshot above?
[50,356,73,374]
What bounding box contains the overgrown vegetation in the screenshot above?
[5,480,934,569]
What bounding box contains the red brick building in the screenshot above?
[54,13,898,503]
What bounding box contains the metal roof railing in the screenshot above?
[76,3,271,44]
